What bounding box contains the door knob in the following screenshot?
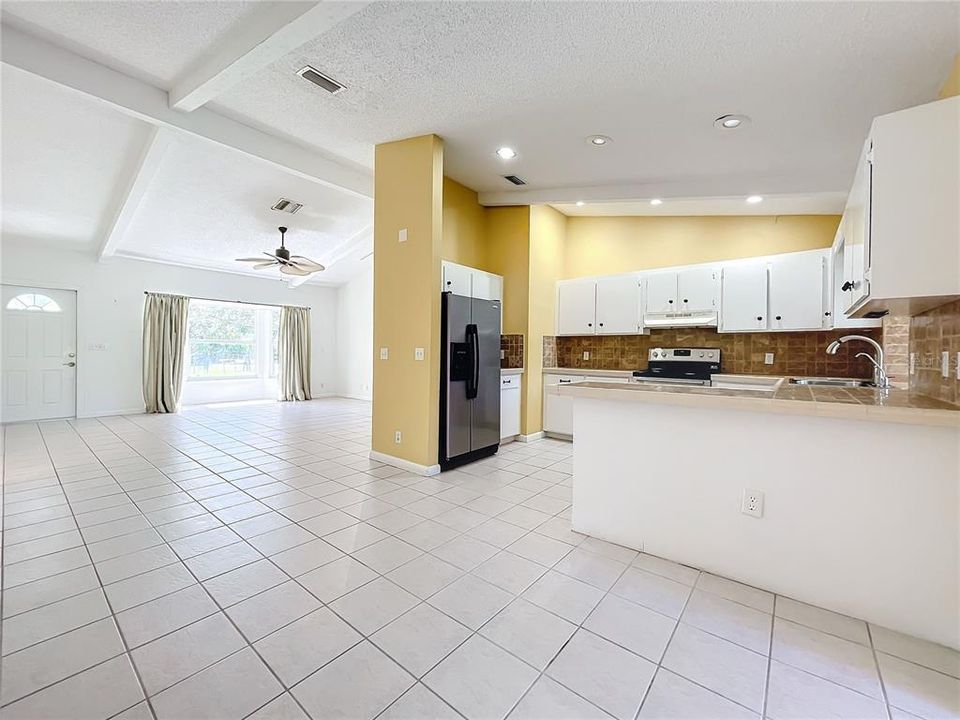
[63,361,76,367]
[68,352,76,358]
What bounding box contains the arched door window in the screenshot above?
[5,293,62,312]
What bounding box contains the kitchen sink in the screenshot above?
[789,377,875,388]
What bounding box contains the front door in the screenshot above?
[1,285,77,423]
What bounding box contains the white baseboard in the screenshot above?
[337,393,372,401]
[543,431,573,441]
[78,407,144,419]
[369,450,441,476]
[518,431,545,443]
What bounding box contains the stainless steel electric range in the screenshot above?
[631,347,721,387]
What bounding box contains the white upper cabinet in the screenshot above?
[645,273,678,314]
[720,262,768,333]
[441,261,502,301]
[768,251,826,331]
[442,262,472,296]
[831,238,882,329]
[595,275,642,334]
[557,279,597,336]
[844,96,959,316]
[677,267,718,313]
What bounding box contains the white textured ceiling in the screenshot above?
[0,1,293,88]
[117,132,372,285]
[206,1,958,196]
[0,65,152,248]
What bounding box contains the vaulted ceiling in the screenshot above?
[1,1,957,283]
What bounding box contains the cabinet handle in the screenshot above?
[587,323,592,327]
[756,316,763,321]
[841,281,854,292]
[775,316,782,321]
[824,311,831,317]
[683,298,689,303]
[668,299,674,304]
[598,322,604,327]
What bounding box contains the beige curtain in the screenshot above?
[142,293,190,413]
[279,305,312,401]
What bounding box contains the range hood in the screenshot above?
[643,311,718,328]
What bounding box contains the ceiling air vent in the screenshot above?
[503,175,526,186]
[271,198,303,214]
[297,66,345,94]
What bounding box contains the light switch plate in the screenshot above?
[414,348,424,361]
[398,228,407,243]
[942,351,950,378]
[500,350,506,360]
[379,347,389,360]
[764,353,774,365]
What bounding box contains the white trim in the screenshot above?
[518,431,545,442]
[542,431,572,441]
[170,2,370,111]
[1,24,372,199]
[337,393,372,401]
[78,407,144,419]
[369,450,441,477]
[99,127,173,260]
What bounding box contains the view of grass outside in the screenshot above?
[187,303,258,378]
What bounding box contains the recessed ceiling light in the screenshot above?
[575,201,585,207]
[587,135,611,146]
[496,147,517,160]
[714,114,750,130]
[650,199,663,206]
[746,195,764,204]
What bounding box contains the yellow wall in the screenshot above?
[441,177,488,269]
[372,135,443,467]
[525,205,566,434]
[562,215,840,278]
[940,53,960,99]
[485,207,531,336]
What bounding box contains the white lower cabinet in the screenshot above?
[500,374,521,440]
[543,374,584,436]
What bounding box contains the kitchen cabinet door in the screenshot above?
[769,252,826,331]
[595,275,641,334]
[557,280,597,335]
[720,263,768,332]
[678,267,718,313]
[645,272,677,314]
[542,375,583,436]
[442,262,472,296]
[500,376,521,439]
[472,270,503,302]
[841,141,872,314]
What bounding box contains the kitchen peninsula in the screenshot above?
[553,379,960,649]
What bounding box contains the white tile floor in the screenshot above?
[1,398,958,720]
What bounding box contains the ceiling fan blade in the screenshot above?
[280,264,311,277]
[236,257,267,263]
[253,261,278,269]
[290,256,326,271]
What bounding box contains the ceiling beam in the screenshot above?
[170,1,370,112]
[98,127,173,260]
[1,23,372,199]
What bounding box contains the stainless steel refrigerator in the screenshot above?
[440,292,501,470]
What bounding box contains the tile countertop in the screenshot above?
[501,368,524,376]
[543,368,633,378]
[551,379,960,428]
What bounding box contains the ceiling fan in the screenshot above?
[236,226,325,277]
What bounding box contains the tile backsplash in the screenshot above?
[549,328,882,379]
[909,299,960,406]
[500,334,524,369]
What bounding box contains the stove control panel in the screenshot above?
[648,347,721,362]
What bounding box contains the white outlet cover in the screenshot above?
[380,347,389,360]
[394,431,402,444]
[764,353,774,365]
[398,228,407,243]
[582,351,590,361]
[909,352,916,375]
[414,348,425,361]
[942,351,950,378]
[956,353,960,380]
[741,488,764,518]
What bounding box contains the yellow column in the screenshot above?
[372,135,443,469]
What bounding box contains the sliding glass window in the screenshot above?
[186,300,279,381]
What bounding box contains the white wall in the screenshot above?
[335,258,373,400]
[0,239,339,417]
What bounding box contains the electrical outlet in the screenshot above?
[942,351,950,378]
[764,353,774,365]
[956,353,960,380]
[394,430,402,444]
[582,351,590,361]
[398,228,407,243]
[500,349,506,360]
[741,489,764,518]
[909,352,916,375]
[414,348,424,361]
[380,347,389,360]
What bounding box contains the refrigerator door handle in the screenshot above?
[465,324,479,399]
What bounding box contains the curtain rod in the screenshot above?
[143,292,309,310]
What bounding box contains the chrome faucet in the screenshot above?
[825,335,890,389]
